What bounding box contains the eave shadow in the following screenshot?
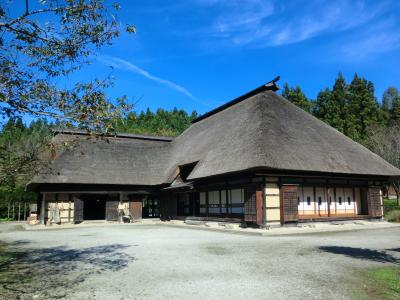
[319,246,399,264]
[0,242,136,298]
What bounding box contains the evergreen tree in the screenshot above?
[314,87,344,131]
[392,97,400,122]
[347,74,380,141]
[314,88,330,119]
[331,73,348,134]
[282,83,311,112]
[113,108,198,137]
[314,73,349,134]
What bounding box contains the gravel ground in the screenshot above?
[0,223,399,300]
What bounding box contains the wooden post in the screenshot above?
[313,186,316,217]
[256,189,264,226]
[7,202,10,219]
[327,187,331,217]
[119,192,123,223]
[18,202,20,222]
[12,203,15,220]
[23,202,26,221]
[206,191,209,217]
[40,194,46,225]
[68,194,71,223]
[334,187,337,215]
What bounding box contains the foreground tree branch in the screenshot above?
[0,0,135,132]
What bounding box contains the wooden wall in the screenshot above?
[45,193,74,224]
[265,181,281,226]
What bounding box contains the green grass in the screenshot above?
[358,267,400,300]
[0,217,13,222]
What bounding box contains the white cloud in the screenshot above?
[339,20,400,60]
[197,0,387,47]
[99,56,211,107]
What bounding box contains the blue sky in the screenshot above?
[17,0,400,116]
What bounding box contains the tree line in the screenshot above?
[282,72,400,143]
[1,73,400,218]
[113,108,198,137]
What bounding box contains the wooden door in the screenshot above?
[281,185,299,223]
[244,187,256,223]
[73,197,84,223]
[367,187,382,217]
[130,199,142,220]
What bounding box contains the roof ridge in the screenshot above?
[52,129,174,142]
[191,76,280,124]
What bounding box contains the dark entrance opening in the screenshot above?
[82,194,106,220]
[142,197,160,218]
[177,192,199,216]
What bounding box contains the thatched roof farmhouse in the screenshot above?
[28,78,400,226]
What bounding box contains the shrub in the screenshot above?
[384,198,400,214]
[386,210,400,222]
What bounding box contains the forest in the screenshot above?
[0,72,399,219]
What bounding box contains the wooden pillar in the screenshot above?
[40,194,46,225]
[313,186,316,216]
[327,187,331,217]
[68,194,71,223]
[334,187,337,216]
[119,192,123,223]
[218,190,222,216]
[206,191,209,217]
[256,189,264,226]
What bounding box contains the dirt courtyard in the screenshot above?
[0,223,399,299]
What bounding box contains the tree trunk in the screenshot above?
[392,181,400,207]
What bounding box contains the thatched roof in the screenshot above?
[29,132,172,187]
[165,91,400,180]
[28,81,400,190]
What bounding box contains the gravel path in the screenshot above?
[0,223,399,300]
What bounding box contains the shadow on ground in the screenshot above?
[319,246,399,264]
[387,247,400,253]
[0,241,135,299]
